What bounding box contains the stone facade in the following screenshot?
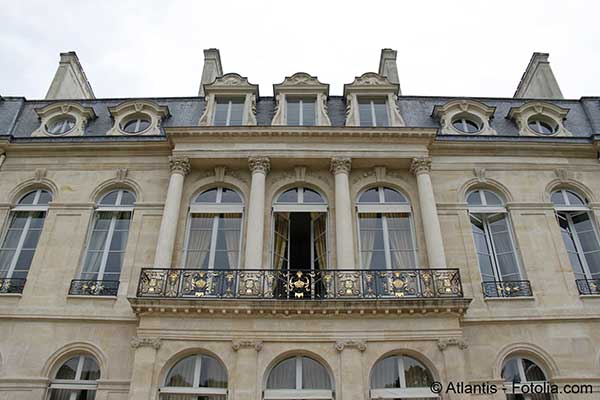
[0,49,599,400]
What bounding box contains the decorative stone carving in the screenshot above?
[432,99,497,135]
[343,73,404,127]
[248,156,270,174]
[231,339,263,352]
[116,168,128,182]
[335,339,367,352]
[107,99,169,136]
[32,102,96,137]
[294,166,307,181]
[437,338,468,351]
[554,168,569,182]
[34,168,47,182]
[410,157,432,176]
[130,337,161,350]
[330,157,351,175]
[214,166,226,182]
[507,101,571,137]
[374,166,386,182]
[198,73,259,126]
[169,156,191,176]
[473,168,486,182]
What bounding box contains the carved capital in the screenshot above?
[231,340,263,352]
[437,338,468,351]
[335,339,367,352]
[248,156,270,174]
[410,157,432,176]
[130,337,161,350]
[169,156,191,176]
[330,157,351,175]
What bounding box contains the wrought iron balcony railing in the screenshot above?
[0,278,26,294]
[69,280,120,296]
[482,280,533,298]
[137,268,463,300]
[576,279,600,295]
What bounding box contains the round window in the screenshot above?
[46,116,76,135]
[452,117,481,133]
[121,117,151,134]
[528,118,556,135]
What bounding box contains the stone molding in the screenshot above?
[169,156,191,176]
[330,157,351,175]
[437,338,468,351]
[32,102,96,138]
[130,337,162,350]
[231,339,263,352]
[335,339,367,352]
[410,157,432,176]
[248,156,270,174]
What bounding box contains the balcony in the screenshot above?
[576,279,600,295]
[0,278,26,294]
[69,280,120,296]
[482,280,533,298]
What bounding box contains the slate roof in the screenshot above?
[1,95,599,139]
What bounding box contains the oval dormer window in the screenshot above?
[121,116,151,134]
[527,117,557,135]
[46,116,76,135]
[452,117,481,133]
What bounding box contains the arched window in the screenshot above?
[184,187,243,270]
[272,187,328,271]
[501,356,550,400]
[0,189,51,293]
[75,190,135,296]
[370,355,436,399]
[265,355,332,400]
[552,189,600,294]
[160,354,227,399]
[357,186,416,269]
[467,189,527,297]
[48,354,100,400]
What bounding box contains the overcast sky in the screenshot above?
[1,0,599,100]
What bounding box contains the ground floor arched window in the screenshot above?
[160,354,228,400]
[264,355,333,399]
[48,354,100,400]
[370,354,437,399]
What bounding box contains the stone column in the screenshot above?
[330,157,356,269]
[128,337,161,400]
[410,157,447,268]
[153,156,190,268]
[336,340,367,400]
[438,338,469,400]
[231,340,263,400]
[244,156,270,269]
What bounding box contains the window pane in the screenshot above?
[403,356,433,388]
[38,190,53,205]
[220,188,242,203]
[471,215,495,281]
[501,358,521,383]
[373,100,389,127]
[358,188,380,203]
[213,102,229,126]
[165,355,196,387]
[287,99,300,126]
[384,188,406,203]
[50,389,96,400]
[19,192,37,205]
[522,359,546,382]
[55,357,79,379]
[566,191,585,206]
[467,191,482,206]
[303,189,324,203]
[228,100,244,125]
[484,190,503,206]
[196,189,218,203]
[199,356,228,388]
[358,101,373,127]
[267,357,296,389]
[81,357,100,380]
[120,191,136,206]
[302,357,330,389]
[551,191,565,206]
[371,356,400,388]
[14,249,34,269]
[100,191,119,206]
[277,188,298,203]
[302,100,316,126]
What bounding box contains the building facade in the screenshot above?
[0,49,599,400]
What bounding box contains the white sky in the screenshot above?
[1,0,599,99]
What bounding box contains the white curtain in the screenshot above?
[301,357,331,390]
[267,357,296,389]
[82,213,111,279]
[359,213,378,269]
[311,213,327,270]
[386,213,416,268]
[222,214,241,269]
[186,214,214,269]
[371,357,399,389]
[199,356,228,388]
[272,213,290,270]
[487,214,521,281]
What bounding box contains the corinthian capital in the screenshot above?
[330,157,351,175]
[248,156,270,174]
[410,157,432,176]
[169,156,191,176]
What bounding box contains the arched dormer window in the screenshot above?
[160,354,228,399]
[432,99,497,135]
[0,189,52,294]
[356,186,417,270]
[271,73,331,126]
[72,190,135,296]
[32,103,96,137]
[198,73,258,127]
[467,189,529,297]
[265,355,333,400]
[501,356,550,400]
[370,355,436,399]
[551,189,600,294]
[184,187,244,270]
[508,101,571,137]
[107,100,170,136]
[48,354,100,400]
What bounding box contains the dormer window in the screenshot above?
[107,100,169,136]
[32,102,96,137]
[527,117,556,135]
[358,98,389,127]
[432,99,496,135]
[287,98,316,126]
[452,116,481,133]
[214,97,245,126]
[508,101,571,137]
[121,116,151,134]
[46,116,76,135]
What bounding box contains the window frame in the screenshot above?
[160,354,228,398]
[213,97,245,126]
[369,355,438,399]
[264,355,333,400]
[286,97,317,126]
[357,97,389,127]
[502,356,549,398]
[48,355,100,400]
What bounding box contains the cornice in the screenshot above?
[431,138,595,158]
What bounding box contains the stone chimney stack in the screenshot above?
[198,48,223,96]
[45,52,95,100]
[378,48,401,95]
[514,52,563,99]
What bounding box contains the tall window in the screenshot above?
[160,354,227,400]
[502,357,550,400]
[0,189,51,293]
[80,190,135,283]
[370,355,436,399]
[468,189,525,296]
[214,97,244,126]
[357,187,417,269]
[265,355,332,400]
[552,189,600,293]
[272,187,328,271]
[287,98,316,126]
[358,98,389,127]
[48,354,100,400]
[184,187,243,270]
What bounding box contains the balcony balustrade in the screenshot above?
[0,278,26,294]
[575,279,600,295]
[69,279,120,296]
[481,280,533,298]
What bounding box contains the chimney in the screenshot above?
[198,48,223,96]
[45,52,95,100]
[514,52,563,99]
[378,48,401,94]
